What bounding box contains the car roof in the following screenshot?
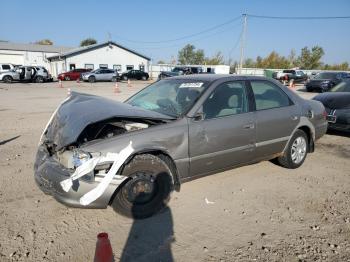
[169,74,269,82]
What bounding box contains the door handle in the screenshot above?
[243,123,255,129]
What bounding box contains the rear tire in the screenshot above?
[141,76,147,80]
[3,75,12,83]
[111,154,173,219]
[122,75,128,81]
[64,76,71,81]
[277,129,308,169]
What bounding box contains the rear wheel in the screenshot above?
[141,75,147,80]
[88,76,96,83]
[64,76,71,81]
[3,75,12,83]
[122,75,128,81]
[277,129,308,169]
[111,154,173,219]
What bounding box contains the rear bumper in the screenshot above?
[34,145,117,209]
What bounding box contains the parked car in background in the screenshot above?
[81,68,119,83]
[120,70,149,81]
[158,66,203,79]
[305,72,350,92]
[273,69,308,83]
[0,63,15,73]
[58,68,91,81]
[313,79,350,131]
[0,66,52,83]
[35,75,327,219]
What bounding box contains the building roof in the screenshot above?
[0,41,73,53]
[47,41,151,61]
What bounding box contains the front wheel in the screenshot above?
[64,76,71,81]
[111,154,173,219]
[122,75,128,81]
[141,75,147,80]
[88,76,96,83]
[277,129,308,169]
[35,76,44,83]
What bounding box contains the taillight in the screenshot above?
[322,110,327,120]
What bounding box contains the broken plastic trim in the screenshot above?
[60,142,134,206]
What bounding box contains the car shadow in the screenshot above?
[119,205,174,262]
[327,129,350,138]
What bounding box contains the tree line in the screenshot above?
[158,44,349,71]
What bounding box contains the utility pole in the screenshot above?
[239,14,247,74]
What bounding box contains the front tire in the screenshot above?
[277,129,308,169]
[35,76,44,83]
[122,75,128,81]
[141,75,147,80]
[64,76,71,81]
[111,154,173,219]
[88,76,96,83]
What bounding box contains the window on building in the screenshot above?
[85,64,94,70]
[99,64,108,69]
[250,81,291,110]
[113,64,122,72]
[139,65,145,71]
[126,65,134,71]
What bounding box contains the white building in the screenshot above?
[48,41,150,77]
[0,41,72,71]
[0,41,151,77]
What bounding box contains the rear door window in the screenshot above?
[2,65,11,70]
[250,81,291,110]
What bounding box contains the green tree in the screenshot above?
[157,60,166,64]
[296,46,324,69]
[80,38,97,47]
[178,44,205,64]
[35,39,53,45]
[205,51,225,65]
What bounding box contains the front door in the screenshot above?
[189,81,256,177]
[249,80,300,160]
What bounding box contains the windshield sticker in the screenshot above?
[179,82,203,88]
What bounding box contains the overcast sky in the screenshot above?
[1,0,349,64]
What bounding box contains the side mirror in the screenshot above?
[193,112,204,121]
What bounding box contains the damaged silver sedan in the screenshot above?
[34,75,328,218]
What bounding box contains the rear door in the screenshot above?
[248,80,300,160]
[188,80,256,177]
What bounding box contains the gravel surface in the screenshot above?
[0,81,349,261]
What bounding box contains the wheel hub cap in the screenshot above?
[291,137,307,164]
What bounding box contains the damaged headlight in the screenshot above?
[72,149,91,168]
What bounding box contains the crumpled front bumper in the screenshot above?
[34,145,117,208]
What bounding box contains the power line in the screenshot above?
[114,16,242,44]
[125,22,243,50]
[247,14,350,20]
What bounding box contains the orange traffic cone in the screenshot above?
[94,233,114,262]
[114,82,121,93]
[127,79,131,87]
[58,79,63,88]
[76,78,80,84]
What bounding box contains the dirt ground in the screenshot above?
[0,80,349,262]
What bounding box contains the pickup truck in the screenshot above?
[273,69,308,83]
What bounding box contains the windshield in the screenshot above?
[314,72,336,80]
[330,81,350,92]
[126,79,209,117]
